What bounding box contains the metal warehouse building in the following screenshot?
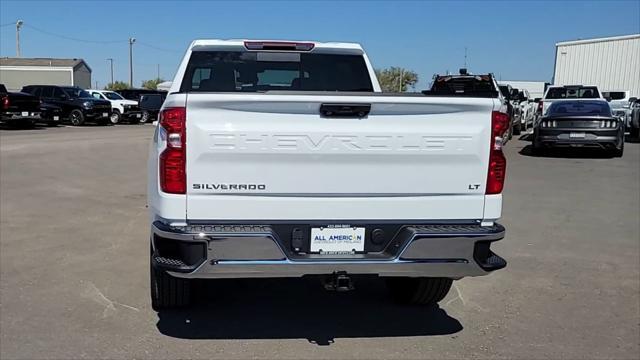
[553,34,640,97]
[0,58,92,92]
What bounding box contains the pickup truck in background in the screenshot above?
[148,40,508,309]
[0,83,42,128]
[88,89,143,124]
[540,85,603,116]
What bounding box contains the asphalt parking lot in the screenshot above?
[1,125,638,359]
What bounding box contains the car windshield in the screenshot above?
[547,101,611,117]
[63,87,91,99]
[603,91,626,100]
[546,87,600,99]
[103,91,124,100]
[181,51,374,92]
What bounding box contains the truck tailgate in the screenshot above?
[185,94,496,220]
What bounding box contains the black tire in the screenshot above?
[141,110,151,124]
[612,140,624,158]
[513,121,522,135]
[631,126,639,139]
[386,277,453,306]
[109,109,121,125]
[150,253,191,310]
[69,109,85,126]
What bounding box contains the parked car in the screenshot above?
[532,99,624,157]
[0,83,42,128]
[515,89,536,132]
[116,88,167,102]
[630,98,640,138]
[602,90,633,129]
[87,89,143,124]
[21,85,113,126]
[540,85,602,116]
[497,84,520,136]
[148,40,508,309]
[138,93,165,123]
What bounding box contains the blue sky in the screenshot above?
[1,0,639,89]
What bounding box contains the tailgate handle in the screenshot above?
[320,103,371,118]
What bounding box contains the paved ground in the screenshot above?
[1,124,638,359]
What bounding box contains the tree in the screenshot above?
[374,67,418,92]
[104,81,130,91]
[141,78,166,90]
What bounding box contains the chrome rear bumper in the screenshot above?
[150,221,506,279]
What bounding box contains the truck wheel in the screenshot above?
[513,121,521,135]
[631,127,639,139]
[150,253,191,310]
[69,109,85,126]
[611,141,624,158]
[109,110,121,125]
[386,277,453,306]
[141,111,151,124]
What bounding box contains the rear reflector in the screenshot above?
[487,111,509,194]
[159,107,186,194]
[244,41,315,51]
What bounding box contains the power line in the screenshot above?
[0,22,15,28]
[23,24,127,44]
[137,41,182,53]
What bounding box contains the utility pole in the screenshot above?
[398,68,404,92]
[157,64,160,80]
[464,47,468,68]
[95,81,99,89]
[107,58,114,85]
[128,37,136,87]
[16,20,23,57]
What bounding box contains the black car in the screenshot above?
[117,88,167,102]
[21,85,112,126]
[138,93,166,123]
[532,100,624,157]
[1,83,42,128]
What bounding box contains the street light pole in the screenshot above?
[107,58,114,85]
[128,37,136,87]
[16,20,23,57]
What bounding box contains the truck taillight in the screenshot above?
[159,107,186,194]
[537,100,543,113]
[1,96,9,110]
[487,111,508,194]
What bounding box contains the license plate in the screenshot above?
[53,116,59,121]
[136,114,141,118]
[310,226,365,254]
[570,132,585,138]
[102,112,108,118]
[21,111,29,116]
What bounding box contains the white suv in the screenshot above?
[88,89,143,124]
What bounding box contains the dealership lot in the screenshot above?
[0,125,638,359]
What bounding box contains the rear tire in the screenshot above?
[109,110,121,125]
[631,126,639,139]
[513,121,522,135]
[69,109,85,126]
[386,277,453,306]
[611,140,624,158]
[141,110,151,124]
[150,252,191,310]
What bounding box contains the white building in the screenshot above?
[0,58,92,92]
[553,34,640,97]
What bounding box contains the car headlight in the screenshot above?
[82,101,93,109]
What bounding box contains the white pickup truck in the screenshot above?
[148,39,508,309]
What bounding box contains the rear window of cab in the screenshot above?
[545,87,600,99]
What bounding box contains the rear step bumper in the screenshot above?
[150,221,506,279]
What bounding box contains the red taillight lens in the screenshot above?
[487,111,508,194]
[1,96,9,110]
[159,107,186,194]
[537,100,543,113]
